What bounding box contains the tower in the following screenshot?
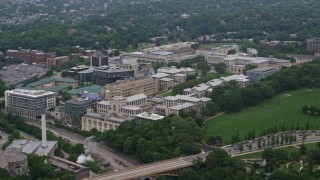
[41,114,48,148]
[90,51,108,67]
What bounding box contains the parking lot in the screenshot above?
[0,63,48,86]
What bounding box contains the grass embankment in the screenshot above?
[205,88,320,143]
[237,146,299,159]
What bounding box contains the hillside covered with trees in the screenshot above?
[1,0,320,54]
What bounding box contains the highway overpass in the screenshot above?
[89,154,208,180]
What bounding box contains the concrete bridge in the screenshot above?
[89,153,208,180]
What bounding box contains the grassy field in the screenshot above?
[205,88,320,143]
[237,146,299,159]
[161,91,173,97]
[305,142,320,149]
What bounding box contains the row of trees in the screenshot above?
[233,121,314,142]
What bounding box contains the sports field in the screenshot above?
[205,88,320,143]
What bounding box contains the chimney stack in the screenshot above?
[41,114,48,148]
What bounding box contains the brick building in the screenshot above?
[6,49,56,64]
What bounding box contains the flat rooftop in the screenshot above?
[85,112,126,123]
[126,93,147,102]
[248,67,279,72]
[8,139,58,156]
[121,106,142,111]
[27,77,77,87]
[135,112,165,121]
[221,74,249,82]
[8,89,55,97]
[170,103,195,110]
[151,73,170,78]
[67,85,102,95]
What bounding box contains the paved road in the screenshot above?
[232,139,320,158]
[223,130,320,156]
[89,131,320,180]
[25,119,140,171]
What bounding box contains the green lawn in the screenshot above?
[237,146,299,159]
[237,151,263,159]
[161,91,173,97]
[205,88,320,144]
[305,142,320,149]
[289,162,301,171]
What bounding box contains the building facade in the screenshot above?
[81,112,124,132]
[307,38,320,55]
[246,67,279,83]
[46,56,70,67]
[5,89,56,119]
[81,93,151,132]
[206,53,269,74]
[6,49,56,64]
[101,77,159,100]
[163,95,211,116]
[90,51,108,67]
[65,94,102,127]
[0,148,29,176]
[92,66,134,86]
[26,78,78,90]
[134,112,165,125]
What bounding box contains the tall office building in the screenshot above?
[5,89,56,119]
[90,51,108,67]
[307,38,320,55]
[65,94,102,127]
[92,66,134,86]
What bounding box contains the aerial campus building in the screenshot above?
[5,89,56,119]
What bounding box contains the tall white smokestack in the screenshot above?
[41,114,48,148]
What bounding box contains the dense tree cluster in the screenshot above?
[176,149,259,180]
[172,144,320,180]
[214,63,227,74]
[2,130,21,150]
[2,0,320,54]
[0,55,22,69]
[98,116,203,163]
[28,154,75,180]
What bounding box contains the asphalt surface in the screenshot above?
[223,130,320,156]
